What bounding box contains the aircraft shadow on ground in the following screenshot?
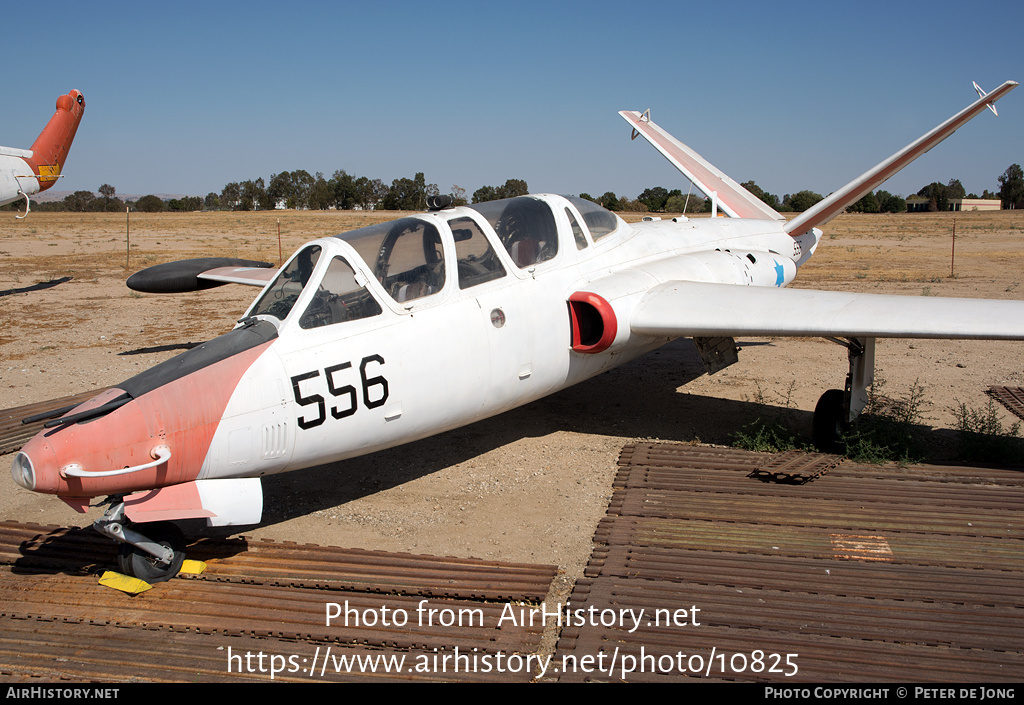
[119,342,201,356]
[0,277,72,298]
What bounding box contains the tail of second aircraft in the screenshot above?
[24,89,86,192]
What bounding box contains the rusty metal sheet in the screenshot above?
[0,522,556,682]
[988,385,1024,421]
[750,449,843,483]
[555,443,1024,682]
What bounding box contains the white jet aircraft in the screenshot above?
[0,90,85,217]
[11,81,1022,582]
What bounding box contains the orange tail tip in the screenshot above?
[26,90,85,190]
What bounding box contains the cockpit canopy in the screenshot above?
[247,195,626,330]
[467,196,559,268]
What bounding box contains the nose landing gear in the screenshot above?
[93,498,186,583]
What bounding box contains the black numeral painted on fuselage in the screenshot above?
[291,355,388,430]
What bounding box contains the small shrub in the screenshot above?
[732,382,805,453]
[839,379,930,464]
[952,399,1023,464]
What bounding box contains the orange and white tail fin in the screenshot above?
[24,89,86,192]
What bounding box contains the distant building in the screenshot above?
[953,198,1002,211]
[906,195,1002,212]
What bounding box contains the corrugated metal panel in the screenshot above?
[989,385,1024,420]
[0,522,556,682]
[554,443,1024,682]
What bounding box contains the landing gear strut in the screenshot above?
[812,336,876,453]
[93,498,186,583]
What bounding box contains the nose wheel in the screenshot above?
[115,521,186,583]
[94,499,188,583]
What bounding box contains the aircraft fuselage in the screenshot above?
[14,195,804,505]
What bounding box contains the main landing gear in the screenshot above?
[93,498,186,583]
[812,336,876,453]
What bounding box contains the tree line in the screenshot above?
[10,163,1023,214]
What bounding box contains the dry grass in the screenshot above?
[794,210,1024,296]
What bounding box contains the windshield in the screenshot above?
[249,245,321,321]
[299,257,383,329]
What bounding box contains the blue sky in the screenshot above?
[3,0,1021,203]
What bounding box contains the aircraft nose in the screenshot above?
[11,451,35,491]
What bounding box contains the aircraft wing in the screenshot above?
[197,266,277,287]
[619,109,785,221]
[127,258,275,293]
[630,281,1024,340]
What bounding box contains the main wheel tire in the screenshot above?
[813,389,846,454]
[116,521,186,583]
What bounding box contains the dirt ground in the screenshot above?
[2,208,1023,593]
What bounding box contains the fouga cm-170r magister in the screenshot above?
[11,81,1022,582]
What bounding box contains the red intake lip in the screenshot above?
[20,341,272,498]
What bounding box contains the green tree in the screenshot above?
[472,184,498,203]
[665,193,709,213]
[238,178,268,210]
[330,169,357,209]
[917,181,950,211]
[849,191,880,213]
[97,183,117,211]
[876,190,906,213]
[382,172,433,210]
[495,178,528,200]
[169,195,202,211]
[221,182,241,210]
[637,186,669,212]
[598,192,621,211]
[784,190,824,212]
[62,190,95,211]
[308,173,333,210]
[472,179,528,203]
[135,194,165,212]
[740,181,779,209]
[999,164,1024,209]
[267,170,294,208]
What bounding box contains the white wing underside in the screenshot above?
[631,282,1024,340]
[198,266,277,287]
